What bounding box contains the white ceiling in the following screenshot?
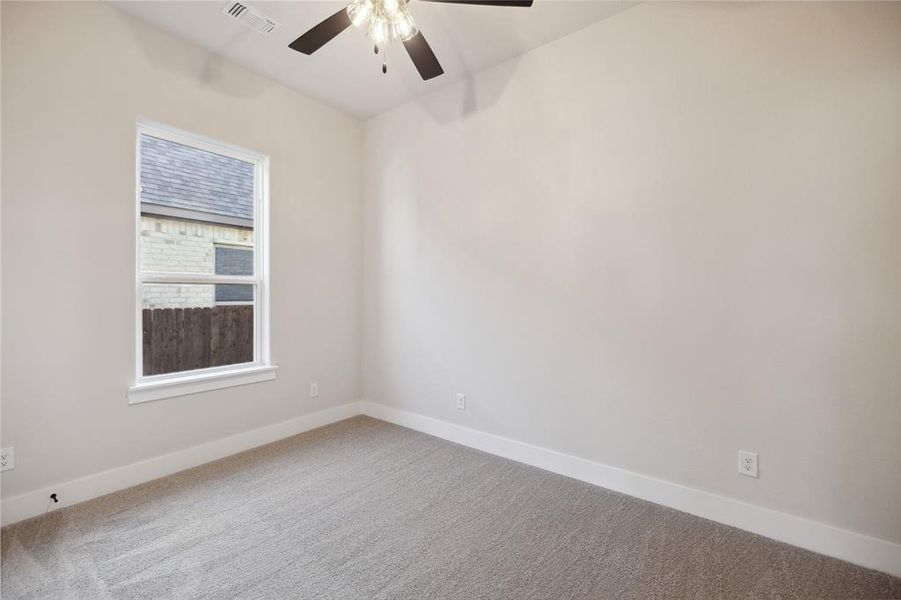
[111,0,635,118]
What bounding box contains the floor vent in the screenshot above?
[222,2,278,36]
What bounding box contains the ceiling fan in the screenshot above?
[288,0,533,80]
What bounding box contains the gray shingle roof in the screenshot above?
[140,135,254,222]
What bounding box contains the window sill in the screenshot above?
[128,365,278,405]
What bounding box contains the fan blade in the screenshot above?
[288,8,352,55]
[403,32,444,80]
[417,0,533,6]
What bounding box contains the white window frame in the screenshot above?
[128,121,275,404]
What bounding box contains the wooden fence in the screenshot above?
[142,305,253,376]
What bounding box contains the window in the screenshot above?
[214,246,254,303]
[129,122,274,404]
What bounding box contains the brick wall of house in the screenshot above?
[140,215,253,308]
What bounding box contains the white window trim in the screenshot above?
[129,121,273,405]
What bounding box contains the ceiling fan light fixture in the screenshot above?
[392,12,418,41]
[291,0,533,80]
[347,0,419,47]
[347,0,373,28]
[369,15,390,46]
[382,0,402,17]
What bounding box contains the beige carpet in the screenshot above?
[2,416,899,599]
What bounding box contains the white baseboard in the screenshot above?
[5,398,899,578]
[0,400,362,527]
[360,400,901,578]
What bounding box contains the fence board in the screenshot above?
[210,307,223,368]
[245,306,254,363]
[142,310,152,376]
[190,309,203,370]
[142,305,253,376]
[201,308,212,367]
[238,306,253,364]
[225,307,238,366]
[161,308,173,375]
[150,309,162,374]
[176,309,189,372]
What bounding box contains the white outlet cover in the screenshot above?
[456,393,466,411]
[1,447,15,472]
[310,381,319,398]
[738,450,758,478]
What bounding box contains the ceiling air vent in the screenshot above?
[222,2,278,36]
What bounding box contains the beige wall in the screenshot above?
[363,2,901,543]
[1,2,362,498]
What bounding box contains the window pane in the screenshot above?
[139,134,254,274]
[215,246,253,276]
[141,284,254,376]
[214,246,254,302]
[215,284,254,303]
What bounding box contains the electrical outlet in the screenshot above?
[456,393,466,411]
[738,451,758,478]
[310,381,319,398]
[1,447,15,472]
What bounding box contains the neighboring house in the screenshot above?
[139,135,255,308]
